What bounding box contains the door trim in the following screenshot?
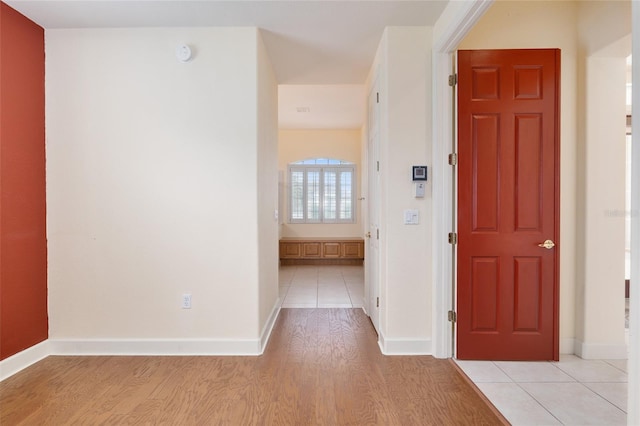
[366,66,381,336]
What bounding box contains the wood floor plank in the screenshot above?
[0,308,507,425]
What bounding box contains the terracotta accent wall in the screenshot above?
[0,2,47,360]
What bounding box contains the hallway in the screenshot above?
[279,265,364,308]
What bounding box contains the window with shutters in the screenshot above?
[288,159,356,224]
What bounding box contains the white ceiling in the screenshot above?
[279,85,367,129]
[5,0,449,128]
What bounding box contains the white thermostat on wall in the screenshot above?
[176,44,192,62]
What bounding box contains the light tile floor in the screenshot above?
[456,356,628,426]
[279,265,629,425]
[279,265,364,308]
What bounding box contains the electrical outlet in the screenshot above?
[182,293,192,309]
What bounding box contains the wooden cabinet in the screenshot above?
[279,238,364,265]
[342,241,364,258]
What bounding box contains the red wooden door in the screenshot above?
[457,49,560,360]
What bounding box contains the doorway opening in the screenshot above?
[276,85,368,310]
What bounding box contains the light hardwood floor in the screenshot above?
[1,309,505,425]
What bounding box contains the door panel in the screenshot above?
[513,257,541,331]
[515,114,543,231]
[471,257,499,331]
[472,114,499,232]
[457,49,560,361]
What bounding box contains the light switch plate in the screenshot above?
[404,209,419,225]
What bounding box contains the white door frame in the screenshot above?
[431,0,493,359]
[628,2,640,422]
[366,68,381,334]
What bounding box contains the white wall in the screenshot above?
[278,129,363,238]
[578,0,632,56]
[46,27,277,353]
[368,27,433,354]
[579,55,627,356]
[458,0,580,354]
[575,0,630,358]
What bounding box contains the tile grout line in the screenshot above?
[580,382,628,414]
[342,271,354,307]
[547,359,581,383]
[490,363,565,426]
[602,359,628,374]
[510,379,565,425]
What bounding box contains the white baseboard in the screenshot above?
[259,299,281,353]
[49,300,284,357]
[575,339,628,359]
[1,302,283,379]
[378,332,432,355]
[48,337,264,356]
[361,305,370,318]
[1,307,284,381]
[0,340,50,381]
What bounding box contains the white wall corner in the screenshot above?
[574,339,628,360]
[0,340,50,382]
[48,338,263,356]
[560,338,576,355]
[259,300,281,354]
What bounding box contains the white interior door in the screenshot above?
[367,73,381,334]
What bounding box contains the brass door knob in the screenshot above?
[538,240,555,249]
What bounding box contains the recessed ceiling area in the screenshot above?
[5,0,449,128]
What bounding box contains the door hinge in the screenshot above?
[376,297,380,308]
[448,153,458,166]
[448,73,458,87]
[376,92,379,103]
[448,310,457,322]
[448,232,458,245]
[376,160,380,172]
[376,229,379,240]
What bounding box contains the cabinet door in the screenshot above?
[280,242,302,258]
[342,241,364,258]
[302,242,322,257]
[323,242,341,258]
